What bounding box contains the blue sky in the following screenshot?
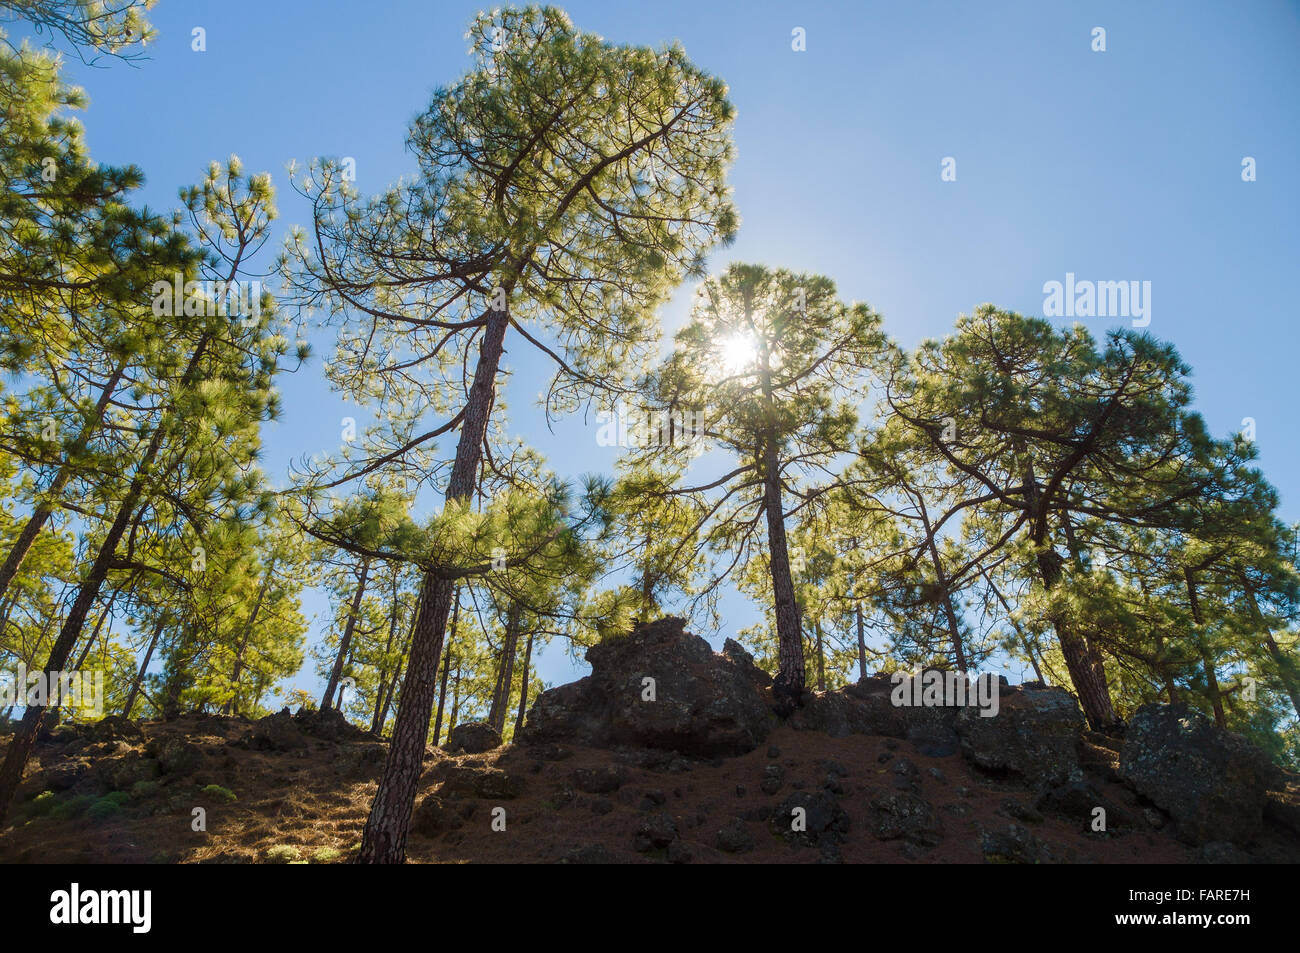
[37,0,1300,702]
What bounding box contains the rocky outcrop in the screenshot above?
[790,673,1084,787]
[1120,703,1275,846]
[520,617,773,757]
[956,685,1084,785]
[446,721,502,754]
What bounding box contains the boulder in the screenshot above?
[769,790,851,846]
[411,795,463,837]
[146,736,203,776]
[1120,703,1272,846]
[521,617,772,756]
[238,709,307,752]
[868,790,943,846]
[445,721,502,754]
[294,707,368,743]
[956,685,1083,785]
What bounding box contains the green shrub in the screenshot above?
[49,795,93,820]
[87,793,127,820]
[264,844,301,864]
[130,779,160,799]
[200,784,237,803]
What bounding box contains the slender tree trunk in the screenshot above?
[1241,574,1300,719]
[0,459,151,821]
[0,360,127,602]
[358,307,508,864]
[1184,568,1226,728]
[514,628,536,737]
[1152,630,1181,704]
[855,604,868,681]
[639,526,654,624]
[73,587,119,671]
[431,590,458,745]
[813,616,826,692]
[123,616,166,719]
[225,557,276,716]
[489,602,521,735]
[449,662,462,736]
[983,570,1045,684]
[322,557,370,711]
[432,646,452,746]
[761,437,804,714]
[371,587,403,734]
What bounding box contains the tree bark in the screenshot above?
[0,447,154,821]
[856,603,872,681]
[225,557,276,716]
[1241,573,1300,720]
[0,360,127,602]
[357,307,508,863]
[123,616,166,719]
[513,627,536,737]
[1184,567,1226,728]
[322,557,370,711]
[761,437,804,714]
[489,602,521,735]
[1036,547,1117,730]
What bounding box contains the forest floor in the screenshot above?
[3,710,1270,864]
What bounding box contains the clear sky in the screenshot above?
[40,0,1300,702]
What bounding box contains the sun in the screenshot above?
[717,332,757,375]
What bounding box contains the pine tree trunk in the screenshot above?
[1152,630,1181,704]
[0,459,151,822]
[761,438,804,714]
[430,591,459,745]
[1241,574,1300,719]
[1036,548,1117,730]
[489,603,521,735]
[357,307,508,864]
[0,360,127,602]
[1183,568,1226,727]
[225,557,275,716]
[73,587,119,671]
[855,603,867,681]
[814,617,826,692]
[124,616,166,719]
[322,557,370,711]
[432,645,452,746]
[514,628,536,736]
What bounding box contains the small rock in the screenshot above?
[715,817,756,854]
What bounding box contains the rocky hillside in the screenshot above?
[2,618,1297,864]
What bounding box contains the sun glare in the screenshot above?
[717,332,757,374]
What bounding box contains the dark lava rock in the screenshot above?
[571,764,626,794]
[520,617,772,757]
[634,812,679,851]
[1120,704,1273,846]
[146,736,203,776]
[770,791,851,846]
[956,685,1084,785]
[445,721,502,754]
[868,791,943,846]
[411,795,463,837]
[980,823,1061,864]
[715,817,756,853]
